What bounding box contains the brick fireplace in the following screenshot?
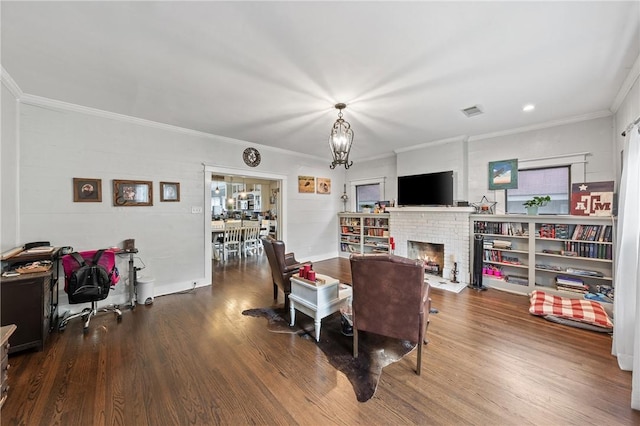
[387,207,474,284]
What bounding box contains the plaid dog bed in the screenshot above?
[529,290,613,331]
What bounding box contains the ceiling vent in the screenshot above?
[461,105,484,117]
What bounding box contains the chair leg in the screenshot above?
[416,339,423,375]
[353,329,359,358]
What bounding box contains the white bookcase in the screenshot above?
[470,214,615,304]
[338,213,390,258]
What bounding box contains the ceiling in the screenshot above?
[2,2,639,162]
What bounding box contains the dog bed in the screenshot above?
[529,290,613,332]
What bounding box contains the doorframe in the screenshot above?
[203,165,288,282]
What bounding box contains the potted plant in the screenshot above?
[361,204,374,213]
[523,195,551,215]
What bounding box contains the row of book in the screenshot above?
[474,221,528,236]
[561,241,613,260]
[366,228,387,237]
[363,218,388,227]
[571,224,613,242]
[340,226,360,234]
[483,249,523,265]
[537,223,613,242]
[539,223,571,239]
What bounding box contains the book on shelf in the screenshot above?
[492,240,512,249]
[555,275,585,287]
[565,267,604,277]
[505,275,528,285]
[556,284,589,293]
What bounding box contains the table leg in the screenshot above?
[289,301,296,327]
[315,317,321,342]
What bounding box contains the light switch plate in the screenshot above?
[191,206,203,214]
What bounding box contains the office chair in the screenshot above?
[59,249,122,332]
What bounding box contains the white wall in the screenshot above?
[468,116,614,213]
[344,155,397,209]
[8,100,342,312]
[396,138,468,203]
[1,82,19,251]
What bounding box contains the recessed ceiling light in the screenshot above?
[523,104,535,112]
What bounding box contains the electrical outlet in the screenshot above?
[191,206,203,214]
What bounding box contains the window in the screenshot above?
[356,184,380,212]
[506,166,570,214]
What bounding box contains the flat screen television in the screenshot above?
[397,171,454,206]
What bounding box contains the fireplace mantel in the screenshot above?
[387,206,475,213]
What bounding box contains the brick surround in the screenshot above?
[387,207,474,284]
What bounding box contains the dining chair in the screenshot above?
[221,222,242,261]
[243,224,261,256]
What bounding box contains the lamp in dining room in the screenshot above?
[329,103,354,170]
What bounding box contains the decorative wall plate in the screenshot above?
[243,147,261,167]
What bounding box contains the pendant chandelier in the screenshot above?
[328,103,354,169]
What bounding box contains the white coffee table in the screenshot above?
[289,273,352,341]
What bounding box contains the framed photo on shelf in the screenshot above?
[488,159,518,190]
[73,177,102,202]
[113,180,153,206]
[160,181,180,202]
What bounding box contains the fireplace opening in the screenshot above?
[408,241,445,277]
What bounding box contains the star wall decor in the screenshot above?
[472,196,497,214]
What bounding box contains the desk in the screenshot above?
[1,272,52,353]
[289,274,352,341]
[1,324,17,409]
[1,247,61,336]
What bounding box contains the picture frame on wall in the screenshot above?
[298,176,315,193]
[488,159,518,190]
[160,181,180,202]
[113,179,153,206]
[316,177,331,194]
[73,177,102,202]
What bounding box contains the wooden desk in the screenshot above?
[1,272,51,353]
[1,324,17,409]
[1,247,61,353]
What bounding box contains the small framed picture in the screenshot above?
[298,176,315,193]
[113,180,153,206]
[488,159,518,190]
[73,177,102,202]
[160,181,180,202]
[317,177,331,194]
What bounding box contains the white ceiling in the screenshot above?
[2,1,639,162]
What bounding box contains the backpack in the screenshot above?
[67,250,111,304]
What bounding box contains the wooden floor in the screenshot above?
[3,254,639,425]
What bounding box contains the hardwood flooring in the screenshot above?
[2,254,639,425]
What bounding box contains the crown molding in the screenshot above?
[468,110,613,142]
[610,53,640,113]
[18,93,325,162]
[1,67,23,99]
[394,135,468,154]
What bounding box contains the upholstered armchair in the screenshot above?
[349,253,431,375]
[262,237,311,310]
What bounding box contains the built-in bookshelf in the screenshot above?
[338,213,390,257]
[471,214,615,306]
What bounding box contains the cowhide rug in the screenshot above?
[242,307,417,402]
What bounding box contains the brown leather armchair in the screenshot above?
[262,237,311,310]
[350,253,431,375]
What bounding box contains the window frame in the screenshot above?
[505,165,571,215]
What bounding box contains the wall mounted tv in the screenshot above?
[397,171,454,206]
